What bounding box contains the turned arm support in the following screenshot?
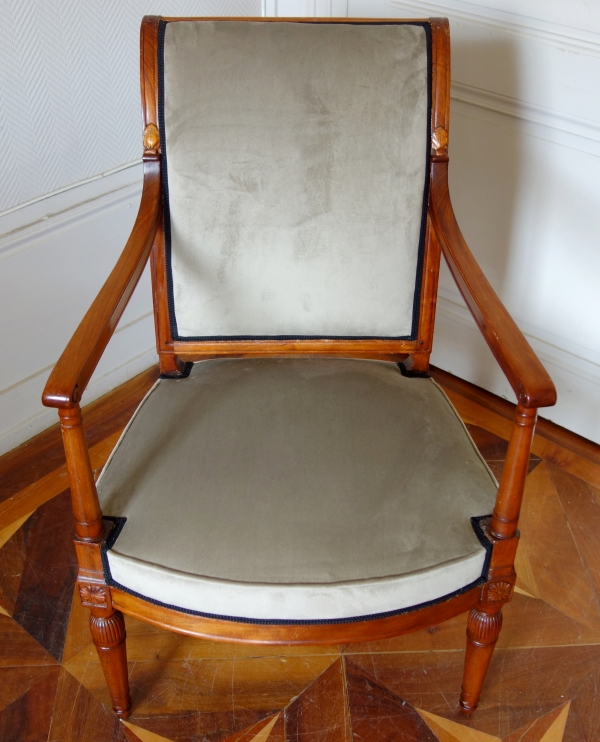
[42,155,161,410]
[429,160,556,539]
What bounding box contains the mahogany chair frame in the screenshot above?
[42,16,556,720]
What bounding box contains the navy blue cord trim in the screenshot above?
[101,514,493,626]
[158,20,433,345]
[410,21,432,340]
[161,334,414,342]
[157,20,179,341]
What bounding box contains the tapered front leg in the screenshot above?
[460,603,503,713]
[89,607,132,718]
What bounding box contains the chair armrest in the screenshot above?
[42,157,161,409]
[429,161,556,409]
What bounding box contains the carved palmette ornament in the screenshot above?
[431,126,448,155]
[143,123,160,152]
[79,583,108,608]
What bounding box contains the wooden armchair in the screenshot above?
[42,16,556,720]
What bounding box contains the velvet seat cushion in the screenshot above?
[97,359,497,621]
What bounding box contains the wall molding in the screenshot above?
[0,159,155,457]
[0,163,143,263]
[388,0,600,59]
[0,159,142,222]
[437,289,600,389]
[434,289,600,442]
[0,182,142,263]
[263,0,348,16]
[451,82,600,147]
[0,340,156,458]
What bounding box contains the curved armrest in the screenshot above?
[42,157,161,409]
[429,161,556,409]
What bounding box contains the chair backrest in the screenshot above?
[142,17,450,359]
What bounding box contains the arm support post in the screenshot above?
[44,155,161,542]
[429,157,555,539]
[59,405,104,542]
[490,405,537,539]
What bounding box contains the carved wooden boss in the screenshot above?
[43,16,556,719]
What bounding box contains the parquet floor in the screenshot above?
[1,365,599,741]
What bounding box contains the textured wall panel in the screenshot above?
[0,0,261,213]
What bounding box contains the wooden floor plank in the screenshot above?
[122,720,176,742]
[345,658,438,742]
[0,613,59,668]
[502,704,568,742]
[218,714,280,742]
[12,491,78,661]
[0,666,60,742]
[547,463,600,605]
[345,646,599,740]
[0,665,59,714]
[65,653,338,718]
[569,658,600,742]
[0,518,29,617]
[416,707,500,741]
[48,667,128,742]
[0,431,120,533]
[515,464,600,632]
[285,658,351,742]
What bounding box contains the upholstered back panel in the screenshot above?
[159,21,431,340]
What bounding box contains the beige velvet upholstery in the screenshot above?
[160,21,430,340]
[97,359,496,621]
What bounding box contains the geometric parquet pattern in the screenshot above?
[1,366,599,741]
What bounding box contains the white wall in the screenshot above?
[0,0,261,456]
[317,0,600,442]
[377,0,600,442]
[0,0,261,212]
[1,0,599,455]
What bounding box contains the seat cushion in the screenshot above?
[97,358,496,621]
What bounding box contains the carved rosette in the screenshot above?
[143,123,160,152]
[482,580,514,605]
[487,581,514,602]
[431,126,448,156]
[89,611,126,649]
[466,608,503,646]
[79,583,108,608]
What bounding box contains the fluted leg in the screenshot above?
[89,608,132,718]
[460,605,503,714]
